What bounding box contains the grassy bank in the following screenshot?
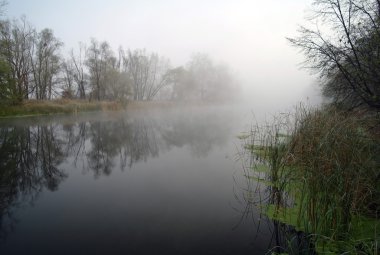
[0,100,218,118]
[241,106,380,254]
[0,99,124,118]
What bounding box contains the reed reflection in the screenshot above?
[235,126,316,255]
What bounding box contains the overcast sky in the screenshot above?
[6,0,320,109]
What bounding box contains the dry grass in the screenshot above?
[0,99,124,117]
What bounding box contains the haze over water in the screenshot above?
[0,1,324,254]
[0,104,287,254]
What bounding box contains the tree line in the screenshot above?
[0,13,238,104]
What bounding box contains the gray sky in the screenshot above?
[7,0,320,109]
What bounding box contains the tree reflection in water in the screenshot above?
[0,108,236,241]
[0,124,67,239]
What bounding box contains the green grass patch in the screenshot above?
[266,185,379,254]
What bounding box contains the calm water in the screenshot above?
[0,105,286,255]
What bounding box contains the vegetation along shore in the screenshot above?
[240,0,380,253]
[0,99,124,118]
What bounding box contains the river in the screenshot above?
[0,104,287,255]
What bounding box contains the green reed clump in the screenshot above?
[242,105,379,254]
[241,113,295,212]
[287,106,379,243]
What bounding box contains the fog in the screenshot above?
[0,2,332,253]
[7,0,321,112]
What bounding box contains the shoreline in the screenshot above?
[0,99,237,118]
[0,99,124,118]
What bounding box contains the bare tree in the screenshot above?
[146,54,171,100]
[186,53,214,100]
[165,54,238,102]
[165,66,187,100]
[123,49,171,100]
[105,64,131,101]
[31,28,62,100]
[61,59,75,98]
[288,0,380,111]
[86,39,114,100]
[70,42,87,99]
[86,39,102,100]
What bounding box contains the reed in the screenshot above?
[290,107,378,230]
[243,105,380,254]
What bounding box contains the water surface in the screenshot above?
[0,105,282,255]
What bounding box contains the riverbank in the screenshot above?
[241,106,379,254]
[0,99,124,118]
[0,99,228,118]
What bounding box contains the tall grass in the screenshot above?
[242,105,380,254]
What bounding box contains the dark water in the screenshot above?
[0,105,289,255]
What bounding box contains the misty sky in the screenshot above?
[7,0,320,109]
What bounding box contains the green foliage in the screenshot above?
[0,58,17,104]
